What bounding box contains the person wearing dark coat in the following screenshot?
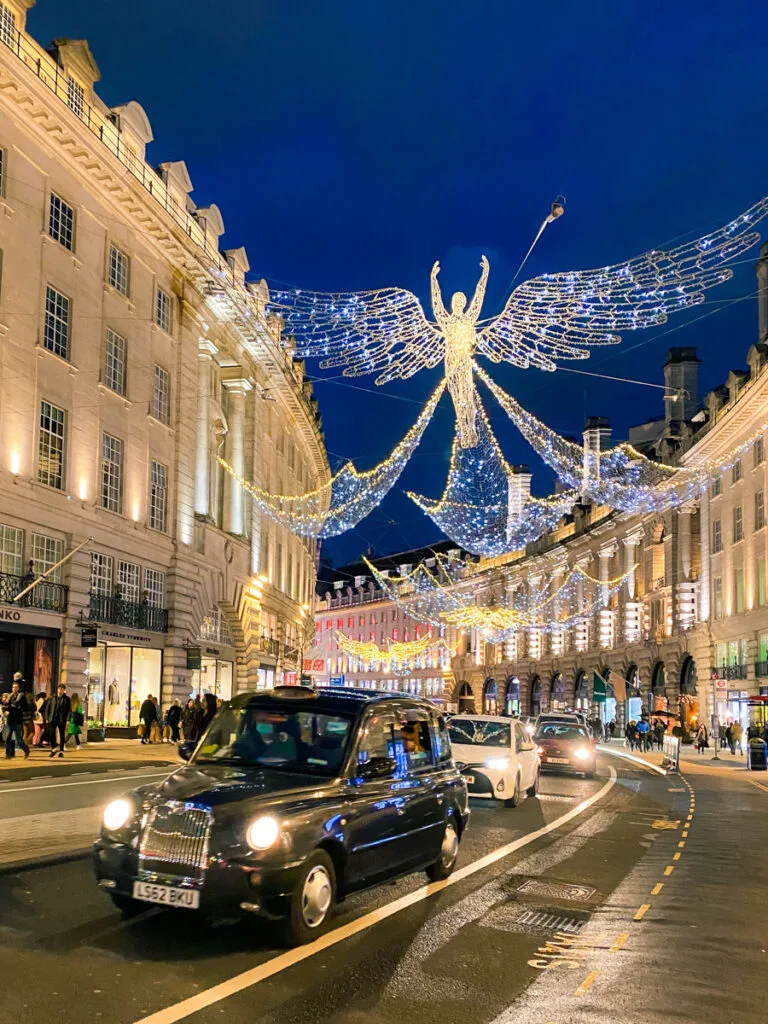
[139,695,158,745]
[45,684,71,757]
[199,693,217,737]
[5,681,30,759]
[166,700,182,743]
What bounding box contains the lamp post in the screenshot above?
[711,673,720,761]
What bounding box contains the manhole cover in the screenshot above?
[517,879,596,902]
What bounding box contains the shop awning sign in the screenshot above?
[186,647,202,670]
[592,672,606,703]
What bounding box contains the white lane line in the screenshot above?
[597,746,667,776]
[0,771,173,796]
[133,767,617,1024]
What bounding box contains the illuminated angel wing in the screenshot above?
[477,196,768,371]
[270,286,444,384]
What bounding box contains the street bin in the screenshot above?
[748,737,767,771]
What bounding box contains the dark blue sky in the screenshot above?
[34,1,768,564]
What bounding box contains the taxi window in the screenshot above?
[357,708,435,774]
[432,713,452,764]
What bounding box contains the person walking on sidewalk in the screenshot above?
[166,699,182,743]
[636,717,651,752]
[626,720,637,750]
[731,720,744,755]
[139,694,158,745]
[4,680,30,759]
[45,683,71,758]
[32,692,47,746]
[695,723,709,753]
[67,693,84,748]
[654,719,665,750]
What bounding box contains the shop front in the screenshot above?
[84,625,164,736]
[574,670,590,712]
[190,644,235,701]
[483,678,498,714]
[530,675,544,716]
[0,608,62,695]
[550,673,566,710]
[678,656,699,733]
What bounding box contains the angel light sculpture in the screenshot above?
[273,197,768,451]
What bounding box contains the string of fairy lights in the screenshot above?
[334,631,456,674]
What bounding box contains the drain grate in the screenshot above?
[517,879,596,902]
[516,909,584,932]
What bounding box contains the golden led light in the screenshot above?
[78,478,88,501]
[9,450,20,475]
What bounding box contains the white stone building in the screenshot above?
[0,3,329,734]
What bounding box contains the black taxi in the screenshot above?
[93,686,469,944]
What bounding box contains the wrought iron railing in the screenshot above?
[89,593,168,632]
[710,663,748,681]
[0,571,68,612]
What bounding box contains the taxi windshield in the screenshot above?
[535,723,591,742]
[193,704,353,776]
[448,719,511,748]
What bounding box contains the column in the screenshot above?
[598,541,619,649]
[223,378,253,535]
[677,502,698,630]
[623,530,643,643]
[574,554,592,653]
[699,492,711,622]
[194,340,218,517]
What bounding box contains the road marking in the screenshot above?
[651,819,680,830]
[574,971,600,997]
[610,932,629,952]
[677,841,685,848]
[132,768,618,1024]
[672,852,681,861]
[744,777,768,794]
[682,830,688,837]
[596,746,667,775]
[664,865,675,876]
[634,904,650,921]
[651,883,663,896]
[0,770,172,795]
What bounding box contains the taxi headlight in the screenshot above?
[486,758,510,771]
[246,815,280,851]
[573,747,591,761]
[103,798,133,831]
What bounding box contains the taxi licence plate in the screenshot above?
[464,774,475,784]
[547,757,569,765]
[132,881,199,909]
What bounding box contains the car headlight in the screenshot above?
[536,746,545,757]
[246,815,280,851]
[486,758,510,771]
[525,724,536,735]
[573,747,591,761]
[103,798,133,831]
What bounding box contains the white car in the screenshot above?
[448,715,540,806]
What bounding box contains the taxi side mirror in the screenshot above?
[178,741,195,762]
[358,756,397,780]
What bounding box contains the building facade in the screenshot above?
[0,3,329,732]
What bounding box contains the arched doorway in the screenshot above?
[574,670,590,712]
[650,661,667,715]
[483,678,498,715]
[457,682,475,713]
[530,676,543,717]
[505,676,520,717]
[550,673,566,710]
[679,657,699,732]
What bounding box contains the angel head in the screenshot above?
[450,290,468,314]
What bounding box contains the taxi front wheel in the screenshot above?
[426,818,459,882]
[281,849,336,946]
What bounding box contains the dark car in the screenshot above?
[535,721,597,778]
[94,686,469,945]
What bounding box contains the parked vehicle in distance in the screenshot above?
[94,687,469,945]
[535,711,586,729]
[535,720,597,778]
[448,714,540,806]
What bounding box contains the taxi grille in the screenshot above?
[138,802,212,881]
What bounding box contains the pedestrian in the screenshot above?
[166,699,182,743]
[626,720,637,750]
[33,691,47,746]
[44,683,71,758]
[695,723,708,753]
[636,717,651,752]
[139,693,158,745]
[181,698,195,741]
[12,672,35,749]
[731,720,744,755]
[725,722,733,753]
[67,693,84,748]
[4,680,30,759]
[654,719,665,750]
[609,720,616,742]
[199,693,217,736]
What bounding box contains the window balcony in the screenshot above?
[710,663,748,681]
[0,571,69,613]
[88,593,168,632]
[259,634,280,658]
[755,661,768,678]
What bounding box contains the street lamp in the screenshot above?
[711,673,720,761]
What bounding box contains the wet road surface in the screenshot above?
[1,753,764,1024]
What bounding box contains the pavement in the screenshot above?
[0,751,766,1022]
[0,737,178,783]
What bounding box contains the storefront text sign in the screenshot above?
[81,627,98,648]
[186,647,202,670]
[98,626,160,649]
[0,607,64,631]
